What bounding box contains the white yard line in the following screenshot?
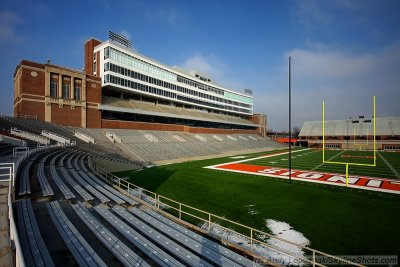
[205,148,310,169]
[311,150,345,171]
[377,151,400,178]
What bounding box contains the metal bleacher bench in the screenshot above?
[59,167,94,202]
[69,169,110,203]
[94,204,185,267]
[37,162,54,197]
[111,205,212,267]
[131,207,261,267]
[78,171,125,204]
[18,160,33,196]
[49,164,75,200]
[47,201,106,267]
[85,171,138,206]
[17,199,55,267]
[71,202,150,267]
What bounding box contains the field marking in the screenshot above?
[205,152,400,194]
[377,151,400,178]
[311,150,344,171]
[207,148,310,169]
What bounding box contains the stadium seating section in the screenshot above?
[8,144,263,266]
[299,117,400,137]
[1,115,283,165]
[102,96,255,126]
[0,115,287,265]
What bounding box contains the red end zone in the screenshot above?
[205,162,400,194]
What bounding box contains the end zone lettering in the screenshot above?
[207,163,400,194]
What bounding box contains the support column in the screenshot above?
[71,78,74,100]
[81,78,87,128]
[81,104,87,128]
[44,71,51,122]
[58,74,62,98]
[81,79,86,102]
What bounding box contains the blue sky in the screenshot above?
[1,0,399,131]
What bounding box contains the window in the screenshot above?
[50,80,58,97]
[62,83,70,99]
[74,85,81,100]
[93,52,97,61]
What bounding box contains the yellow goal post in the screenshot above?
[322,96,376,186]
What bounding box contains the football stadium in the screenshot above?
[1,30,400,267]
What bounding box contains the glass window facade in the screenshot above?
[102,45,253,115]
[74,86,81,100]
[106,47,177,81]
[62,83,70,99]
[105,63,252,111]
[50,80,58,97]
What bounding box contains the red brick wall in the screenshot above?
[187,127,257,135]
[14,61,46,119]
[87,107,102,128]
[14,96,21,117]
[86,79,102,103]
[51,104,81,127]
[19,100,45,120]
[84,39,102,75]
[249,114,267,136]
[20,66,45,96]
[20,60,45,69]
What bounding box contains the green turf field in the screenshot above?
[246,148,400,179]
[114,148,400,257]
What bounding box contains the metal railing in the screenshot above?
[89,159,364,267]
[15,114,38,120]
[1,145,58,267]
[1,161,25,267]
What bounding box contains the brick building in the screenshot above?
[13,32,267,135]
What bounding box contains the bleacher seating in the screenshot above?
[0,142,15,156]
[102,96,254,126]
[76,128,285,164]
[300,117,400,137]
[46,201,107,267]
[17,199,55,267]
[391,117,400,136]
[10,145,269,266]
[71,202,151,267]
[94,204,188,267]
[1,115,282,166]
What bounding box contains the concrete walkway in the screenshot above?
[0,181,12,267]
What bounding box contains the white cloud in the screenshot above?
[295,0,333,30]
[286,49,374,79]
[179,53,244,90]
[259,41,400,132]
[0,10,23,43]
[294,0,378,32]
[180,53,222,78]
[157,6,178,25]
[119,30,131,40]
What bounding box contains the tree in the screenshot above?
[293,126,301,137]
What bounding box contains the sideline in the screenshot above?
[205,151,400,194]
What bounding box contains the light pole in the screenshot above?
[288,56,292,184]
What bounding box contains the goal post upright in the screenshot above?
[373,95,376,166]
[322,96,377,187]
[322,101,325,162]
